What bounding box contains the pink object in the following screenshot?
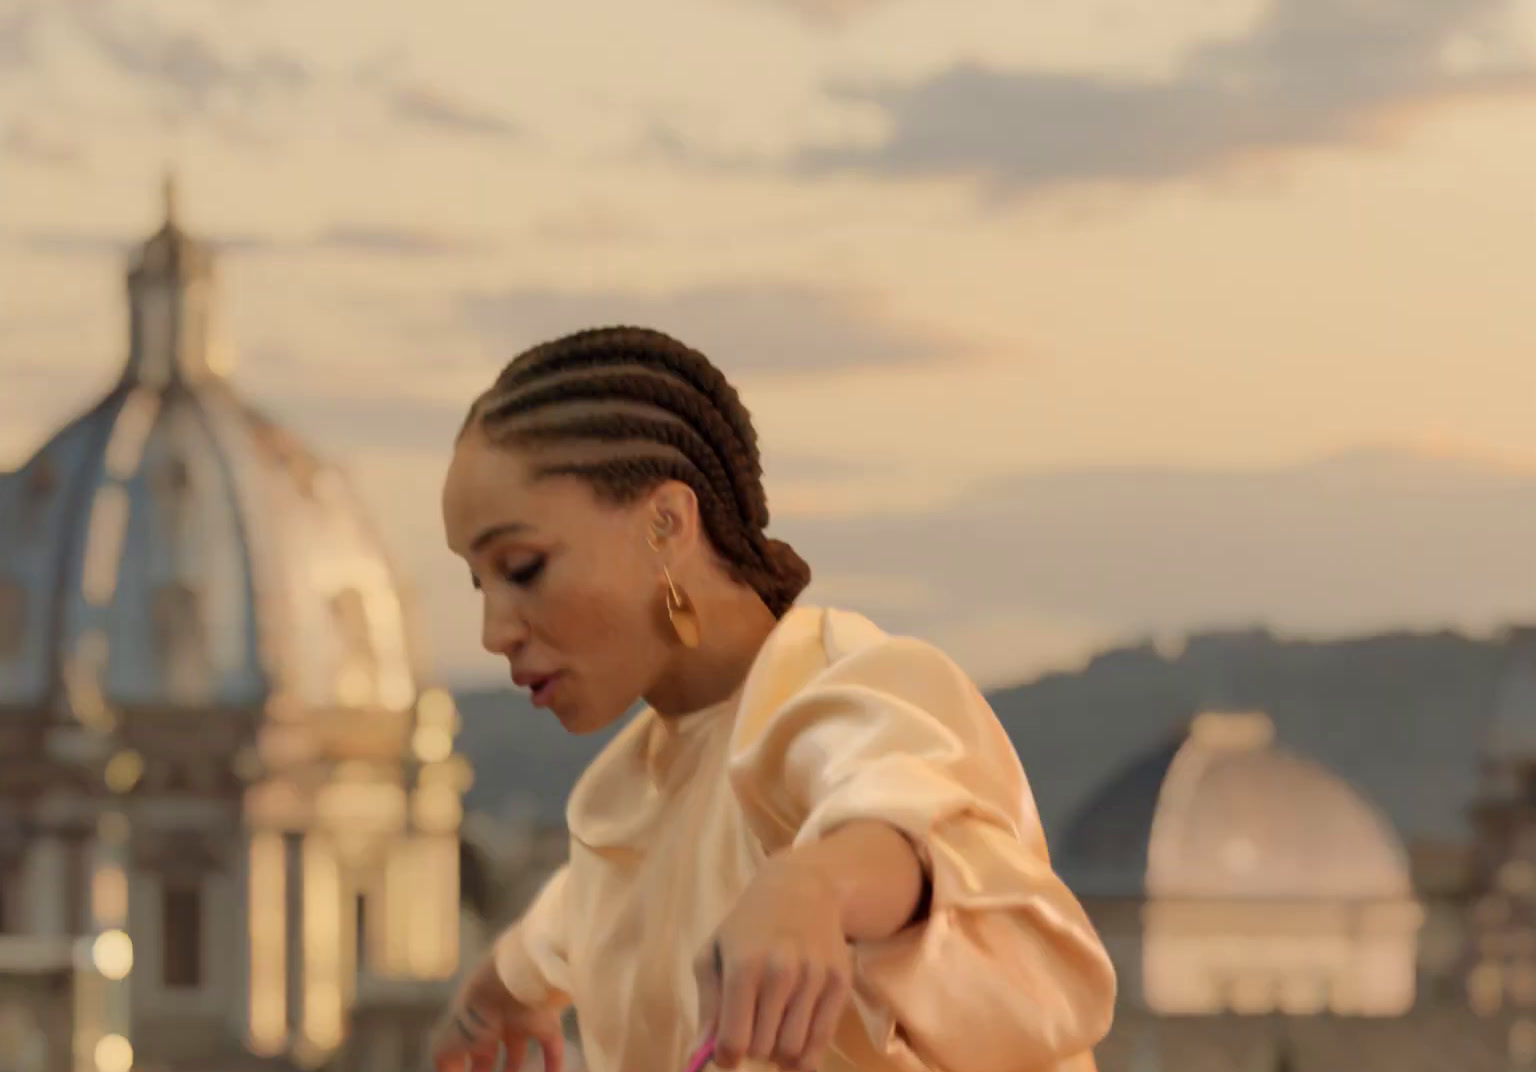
[682,1034,717,1072]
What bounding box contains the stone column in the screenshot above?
[20,835,67,935]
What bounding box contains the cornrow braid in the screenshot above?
[496,327,763,470]
[465,326,811,618]
[483,368,769,532]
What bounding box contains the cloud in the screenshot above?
[799,569,938,614]
[794,0,1536,194]
[390,86,519,139]
[0,3,40,71]
[0,227,286,259]
[247,389,468,455]
[764,450,903,483]
[0,306,103,350]
[0,223,487,262]
[765,454,958,520]
[772,448,1536,664]
[348,51,518,140]
[529,204,654,246]
[458,282,954,377]
[0,357,118,467]
[0,230,129,257]
[627,123,764,172]
[1,123,86,168]
[308,225,493,257]
[750,0,889,28]
[66,2,308,108]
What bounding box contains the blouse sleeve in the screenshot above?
[492,864,574,1011]
[728,635,1117,1072]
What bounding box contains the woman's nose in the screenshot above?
[481,597,528,657]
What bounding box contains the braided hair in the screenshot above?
[463,326,812,618]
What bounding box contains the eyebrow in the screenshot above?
[469,522,531,554]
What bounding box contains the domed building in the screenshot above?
[1059,709,1423,1020]
[1052,709,1466,1069]
[0,181,468,1072]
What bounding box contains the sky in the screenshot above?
[3,0,1536,687]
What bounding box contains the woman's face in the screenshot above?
[441,429,677,734]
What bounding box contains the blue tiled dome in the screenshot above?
[0,183,423,727]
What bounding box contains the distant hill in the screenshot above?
[990,626,1507,846]
[454,688,629,829]
[454,623,1516,846]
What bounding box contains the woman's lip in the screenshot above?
[529,672,562,707]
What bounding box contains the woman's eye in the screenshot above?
[503,555,546,588]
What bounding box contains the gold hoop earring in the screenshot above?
[647,526,700,648]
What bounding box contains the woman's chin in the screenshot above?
[552,701,624,736]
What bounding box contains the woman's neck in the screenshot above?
[646,585,780,718]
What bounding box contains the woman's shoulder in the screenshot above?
[804,604,974,685]
[735,604,986,740]
[727,605,1024,851]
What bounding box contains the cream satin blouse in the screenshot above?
[494,606,1115,1072]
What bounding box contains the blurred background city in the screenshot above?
[3,1,1536,1070]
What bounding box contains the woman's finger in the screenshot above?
[748,953,799,1060]
[714,952,763,1069]
[432,1045,466,1072]
[459,1005,494,1045]
[800,963,852,1072]
[529,1020,565,1072]
[432,1010,487,1072]
[692,939,723,1042]
[772,963,824,1067]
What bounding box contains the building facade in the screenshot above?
[0,181,471,1072]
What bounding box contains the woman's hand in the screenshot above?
[693,854,854,1071]
[429,953,566,1072]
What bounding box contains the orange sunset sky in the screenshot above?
[3,0,1536,686]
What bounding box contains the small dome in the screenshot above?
[0,187,421,724]
[1058,711,1411,902]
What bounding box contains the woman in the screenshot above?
[429,327,1115,1072]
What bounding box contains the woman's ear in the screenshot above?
[646,480,703,554]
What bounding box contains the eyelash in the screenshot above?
[502,555,546,588]
[470,554,547,592]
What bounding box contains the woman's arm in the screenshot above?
[492,864,574,1010]
[727,635,1118,1072]
[776,819,927,942]
[699,820,928,1071]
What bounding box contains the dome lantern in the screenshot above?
[122,169,229,387]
